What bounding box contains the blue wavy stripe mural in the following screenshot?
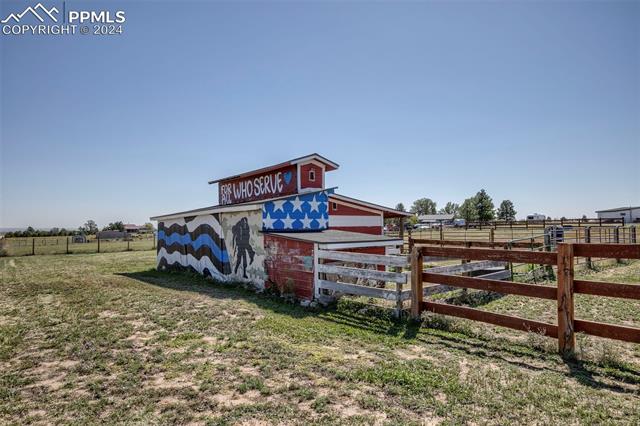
[158,230,229,263]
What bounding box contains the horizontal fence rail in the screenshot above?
[423,301,559,338]
[425,260,506,275]
[317,280,408,301]
[573,280,640,299]
[411,238,544,249]
[317,263,407,284]
[422,273,557,300]
[317,249,407,267]
[417,245,558,265]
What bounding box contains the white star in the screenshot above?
[290,196,303,212]
[308,196,320,212]
[301,216,313,228]
[316,216,328,229]
[282,217,295,229]
[263,212,275,229]
[272,199,287,213]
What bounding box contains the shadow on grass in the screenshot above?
[120,269,421,341]
[120,268,639,394]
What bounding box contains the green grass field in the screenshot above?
[1,252,638,424]
[0,235,155,256]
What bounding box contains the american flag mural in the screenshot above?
[262,191,329,231]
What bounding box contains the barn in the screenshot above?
[150,154,411,303]
[595,206,640,224]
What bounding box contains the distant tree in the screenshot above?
[474,189,495,222]
[49,227,60,236]
[410,198,437,215]
[582,214,587,219]
[459,197,479,222]
[143,222,155,232]
[24,226,35,237]
[383,203,408,230]
[82,220,99,234]
[103,221,125,232]
[496,200,517,221]
[439,202,460,217]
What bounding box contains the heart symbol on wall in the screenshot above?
[283,171,292,185]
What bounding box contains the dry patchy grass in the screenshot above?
[0,252,638,425]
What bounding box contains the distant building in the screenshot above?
[595,206,640,224]
[96,230,128,240]
[123,224,143,234]
[526,213,546,221]
[72,235,87,243]
[417,214,455,227]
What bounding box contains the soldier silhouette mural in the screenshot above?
[231,217,256,278]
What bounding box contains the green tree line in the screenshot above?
[406,190,517,223]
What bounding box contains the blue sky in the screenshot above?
[1,0,638,228]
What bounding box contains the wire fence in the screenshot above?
[0,234,157,257]
[404,225,639,285]
[387,225,639,254]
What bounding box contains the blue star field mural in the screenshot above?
[262,191,330,231]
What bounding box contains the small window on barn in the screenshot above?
[332,202,338,211]
[309,169,316,182]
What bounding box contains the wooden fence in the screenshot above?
[315,249,409,316]
[410,243,640,355]
[315,249,512,317]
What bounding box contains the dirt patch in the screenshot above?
[147,373,197,391]
[332,400,387,424]
[459,359,470,380]
[211,390,262,407]
[98,310,120,319]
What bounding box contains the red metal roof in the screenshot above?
[207,153,339,185]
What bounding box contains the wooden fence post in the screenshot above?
[97,237,100,253]
[394,279,403,319]
[410,246,424,320]
[631,227,637,244]
[32,238,35,256]
[614,227,621,263]
[584,227,592,269]
[557,243,575,357]
[66,237,70,254]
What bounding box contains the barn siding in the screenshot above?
[264,234,315,301]
[330,226,383,235]
[328,199,383,235]
[300,163,323,190]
